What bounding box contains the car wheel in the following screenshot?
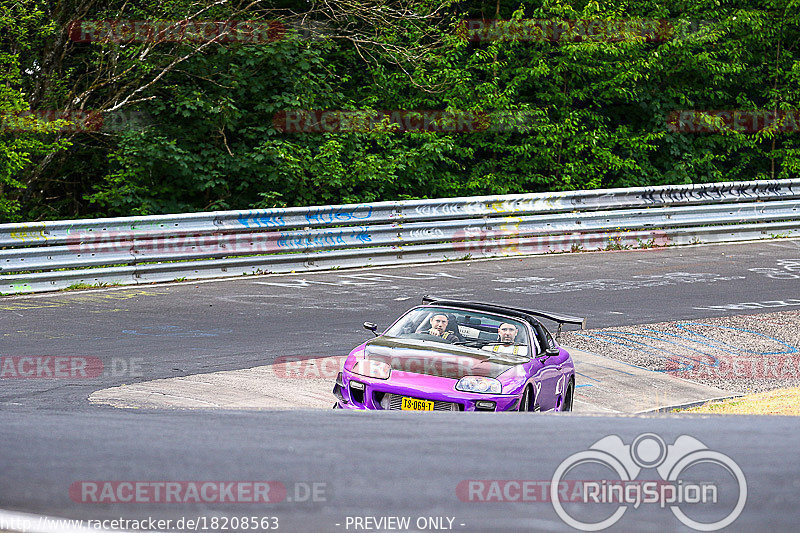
[519,385,535,412]
[560,380,574,412]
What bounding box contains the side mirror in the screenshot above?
[363,322,379,336]
[545,347,560,357]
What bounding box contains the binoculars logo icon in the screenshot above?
[550,433,747,531]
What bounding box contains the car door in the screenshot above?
[531,324,566,411]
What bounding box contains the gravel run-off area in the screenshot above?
[560,310,800,395]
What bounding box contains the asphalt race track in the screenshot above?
[2,239,800,532]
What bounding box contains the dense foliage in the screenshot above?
[2,0,799,221]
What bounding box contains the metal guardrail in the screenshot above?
[2,179,799,294]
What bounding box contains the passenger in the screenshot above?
[483,322,529,355]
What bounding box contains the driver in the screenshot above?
[483,322,528,355]
[427,314,459,342]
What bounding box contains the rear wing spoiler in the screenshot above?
[422,296,586,335]
[522,309,586,331]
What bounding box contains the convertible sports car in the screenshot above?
[333,297,585,412]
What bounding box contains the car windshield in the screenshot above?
[383,306,533,354]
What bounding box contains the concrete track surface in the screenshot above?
[87,348,731,413]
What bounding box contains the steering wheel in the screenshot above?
[402,332,457,344]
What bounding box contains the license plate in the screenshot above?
[401,397,434,411]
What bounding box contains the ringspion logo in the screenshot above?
[550,433,746,531]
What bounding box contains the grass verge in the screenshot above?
[678,387,800,415]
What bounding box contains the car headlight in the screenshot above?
[351,360,392,380]
[455,376,502,394]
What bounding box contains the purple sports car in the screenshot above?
[333,297,585,412]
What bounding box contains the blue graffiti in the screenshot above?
[305,205,373,224]
[237,211,286,228]
[277,231,349,249]
[352,226,372,243]
[272,227,373,250]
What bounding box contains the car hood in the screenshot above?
[362,336,528,379]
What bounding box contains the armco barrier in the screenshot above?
[1,179,799,294]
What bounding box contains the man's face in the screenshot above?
[430,314,448,333]
[498,323,518,344]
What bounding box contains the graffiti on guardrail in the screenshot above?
[9,229,47,242]
[413,196,570,218]
[64,225,676,257]
[65,227,374,254]
[453,228,670,255]
[3,178,800,295]
[234,205,373,228]
[407,228,445,239]
[304,205,374,224]
[236,211,287,228]
[277,226,372,247]
[65,231,278,254]
[636,181,796,205]
[413,203,469,217]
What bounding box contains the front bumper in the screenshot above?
[333,371,520,412]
